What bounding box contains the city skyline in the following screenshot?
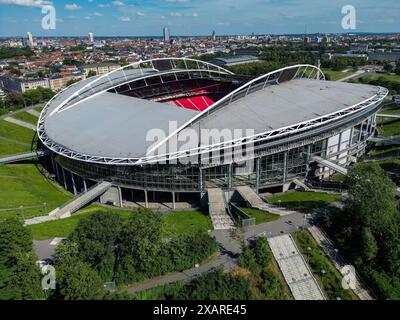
[0,0,399,37]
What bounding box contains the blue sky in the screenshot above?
[0,0,399,37]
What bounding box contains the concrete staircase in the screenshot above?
[25,181,112,226]
[207,188,235,230]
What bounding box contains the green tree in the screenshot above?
[360,228,378,263]
[116,209,164,282]
[54,257,104,300]
[395,61,400,76]
[254,237,272,266]
[70,212,122,281]
[326,163,400,299]
[87,70,97,77]
[0,218,42,300]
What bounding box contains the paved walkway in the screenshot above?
[0,103,42,121]
[308,225,374,300]
[337,70,365,82]
[26,109,41,117]
[268,234,325,300]
[3,116,36,130]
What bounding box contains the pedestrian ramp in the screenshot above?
[312,156,348,175]
[207,188,234,230]
[268,234,325,300]
[25,181,112,226]
[0,150,49,164]
[292,179,311,191]
[235,186,293,216]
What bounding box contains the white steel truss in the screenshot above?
[37,60,387,166]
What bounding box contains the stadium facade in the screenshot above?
[37,58,388,206]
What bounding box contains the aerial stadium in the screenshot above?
[37,57,388,209]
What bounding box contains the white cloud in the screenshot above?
[98,3,110,8]
[0,0,52,8]
[166,0,189,3]
[112,0,125,6]
[136,11,144,16]
[65,3,81,10]
[119,16,131,22]
[170,12,182,17]
[93,12,103,16]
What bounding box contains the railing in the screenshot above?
[315,226,378,300]
[229,203,256,228]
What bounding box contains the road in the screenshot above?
[337,70,365,82]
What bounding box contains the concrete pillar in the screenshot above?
[255,157,260,192]
[358,121,364,142]
[144,189,148,208]
[50,156,56,174]
[71,173,77,195]
[199,168,203,192]
[131,189,134,202]
[172,192,176,210]
[227,163,232,190]
[304,144,311,180]
[83,179,88,193]
[61,167,67,190]
[282,182,291,193]
[283,151,288,183]
[336,131,342,161]
[118,187,123,208]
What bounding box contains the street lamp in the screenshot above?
[321,269,326,291]
[19,205,25,220]
[307,246,311,261]
[278,200,281,208]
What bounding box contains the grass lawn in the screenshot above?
[268,192,341,212]
[379,106,400,116]
[12,111,38,126]
[377,118,400,137]
[164,210,212,237]
[28,206,137,240]
[29,208,212,240]
[0,163,71,220]
[368,145,400,157]
[322,68,353,81]
[34,105,44,113]
[358,73,400,84]
[238,206,279,224]
[0,120,36,157]
[327,173,346,182]
[293,230,358,300]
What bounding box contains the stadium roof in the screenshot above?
[42,78,379,160]
[180,79,378,136]
[38,59,387,165]
[208,55,259,66]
